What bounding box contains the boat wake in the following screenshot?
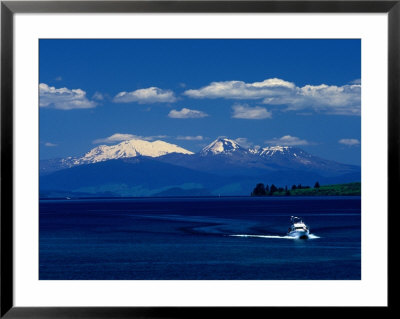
[230,234,320,240]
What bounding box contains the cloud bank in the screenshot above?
[265,135,309,146]
[234,137,260,150]
[44,142,57,147]
[232,104,272,119]
[93,133,168,144]
[184,78,295,99]
[39,83,97,110]
[338,138,360,146]
[113,87,177,104]
[168,108,208,119]
[184,78,361,115]
[92,92,104,101]
[176,135,204,141]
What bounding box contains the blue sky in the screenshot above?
[39,39,361,165]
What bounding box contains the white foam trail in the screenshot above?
[230,234,296,239]
[230,234,320,240]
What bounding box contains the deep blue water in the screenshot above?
[39,197,361,280]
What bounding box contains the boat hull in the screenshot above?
[287,230,309,239]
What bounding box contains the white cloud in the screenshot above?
[349,79,361,85]
[92,92,104,100]
[265,135,309,146]
[234,137,260,150]
[176,135,204,141]
[113,87,177,104]
[93,133,138,144]
[184,78,295,100]
[184,78,361,115]
[338,138,360,146]
[96,134,207,144]
[232,104,272,119]
[168,108,208,119]
[44,142,57,147]
[39,83,97,110]
[55,76,62,81]
[234,137,251,148]
[93,133,168,144]
[267,84,361,115]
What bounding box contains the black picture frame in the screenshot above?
[1,1,395,317]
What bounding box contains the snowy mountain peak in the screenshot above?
[67,138,194,166]
[257,145,314,164]
[200,137,247,155]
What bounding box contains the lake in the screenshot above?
[39,197,361,280]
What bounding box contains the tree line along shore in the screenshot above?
[251,182,361,196]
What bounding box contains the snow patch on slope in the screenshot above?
[259,146,290,156]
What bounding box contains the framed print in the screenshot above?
[1,0,395,317]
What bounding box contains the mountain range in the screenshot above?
[40,137,360,197]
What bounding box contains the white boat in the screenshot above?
[287,216,310,239]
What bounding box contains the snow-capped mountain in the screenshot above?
[72,139,193,165]
[41,139,193,174]
[40,136,360,197]
[258,146,314,164]
[199,139,313,166]
[200,137,249,156]
[199,139,317,167]
[255,145,357,174]
[158,138,359,178]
